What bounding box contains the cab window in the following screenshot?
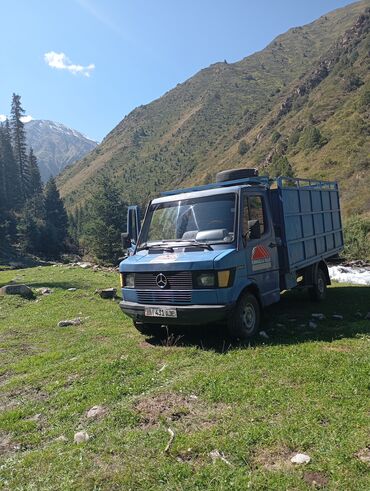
[243,195,266,237]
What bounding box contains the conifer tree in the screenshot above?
[10,94,29,202]
[28,148,43,197]
[0,121,21,210]
[83,175,127,264]
[44,177,68,257]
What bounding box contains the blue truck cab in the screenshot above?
[119,168,344,338]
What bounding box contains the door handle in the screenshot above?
[269,242,277,248]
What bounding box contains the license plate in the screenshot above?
[144,307,177,318]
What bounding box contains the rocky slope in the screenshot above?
[25,120,97,181]
[58,1,369,219]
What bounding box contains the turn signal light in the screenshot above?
[217,270,231,288]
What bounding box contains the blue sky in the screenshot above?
[0,0,357,141]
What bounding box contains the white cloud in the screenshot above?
[0,114,7,122]
[20,115,33,123]
[44,51,95,77]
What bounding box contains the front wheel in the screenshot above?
[309,268,327,301]
[228,292,260,340]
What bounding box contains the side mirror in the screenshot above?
[121,232,131,251]
[127,206,141,242]
[248,219,261,240]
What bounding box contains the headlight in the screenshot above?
[194,272,216,288]
[121,273,135,288]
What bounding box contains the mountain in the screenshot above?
[58,1,369,219]
[25,120,97,181]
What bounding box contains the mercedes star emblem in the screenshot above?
[156,273,168,289]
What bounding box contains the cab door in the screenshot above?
[242,190,280,306]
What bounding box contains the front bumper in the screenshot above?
[120,300,234,325]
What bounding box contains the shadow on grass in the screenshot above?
[145,286,370,352]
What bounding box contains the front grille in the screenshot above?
[137,290,192,305]
[134,271,192,290]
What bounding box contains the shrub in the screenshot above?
[300,126,328,150]
[269,155,294,178]
[271,130,281,143]
[343,217,370,260]
[238,140,250,155]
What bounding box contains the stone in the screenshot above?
[276,323,285,328]
[67,288,77,292]
[36,288,53,295]
[97,288,117,299]
[86,405,106,419]
[332,314,343,320]
[312,313,325,321]
[74,431,89,443]
[291,453,311,464]
[0,284,33,298]
[308,321,318,329]
[365,312,370,320]
[57,317,83,327]
[77,262,92,269]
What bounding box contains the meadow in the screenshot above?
[0,265,369,490]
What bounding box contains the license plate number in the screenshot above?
[144,307,177,318]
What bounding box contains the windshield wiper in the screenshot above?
[185,240,213,251]
[137,240,213,251]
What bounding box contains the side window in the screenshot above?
[242,194,266,237]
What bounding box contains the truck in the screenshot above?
[119,168,344,339]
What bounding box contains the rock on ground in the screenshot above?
[95,288,117,299]
[291,453,311,464]
[0,284,33,298]
[57,317,83,327]
[332,314,344,320]
[74,431,89,443]
[86,405,107,419]
[312,313,325,321]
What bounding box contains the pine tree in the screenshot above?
[269,155,294,178]
[10,94,29,202]
[44,177,68,257]
[83,175,127,264]
[0,121,21,209]
[28,148,43,197]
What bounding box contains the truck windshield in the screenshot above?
[139,193,237,247]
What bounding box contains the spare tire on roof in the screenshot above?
[216,168,258,183]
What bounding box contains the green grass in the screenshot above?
[0,266,369,490]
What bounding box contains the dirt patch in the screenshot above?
[252,446,293,471]
[303,471,329,488]
[0,434,20,455]
[134,392,229,430]
[355,446,370,465]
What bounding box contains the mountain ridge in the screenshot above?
[25,119,97,181]
[58,1,369,218]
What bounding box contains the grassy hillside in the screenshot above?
[58,1,369,219]
[0,265,369,489]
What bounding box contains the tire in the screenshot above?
[228,292,260,340]
[133,321,164,336]
[309,268,327,301]
[216,168,258,183]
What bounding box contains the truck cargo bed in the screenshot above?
[270,177,344,273]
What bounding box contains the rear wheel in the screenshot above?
[228,292,260,340]
[309,268,327,301]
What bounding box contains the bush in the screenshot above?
[343,217,370,260]
[300,126,328,150]
[238,140,250,155]
[269,155,294,178]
